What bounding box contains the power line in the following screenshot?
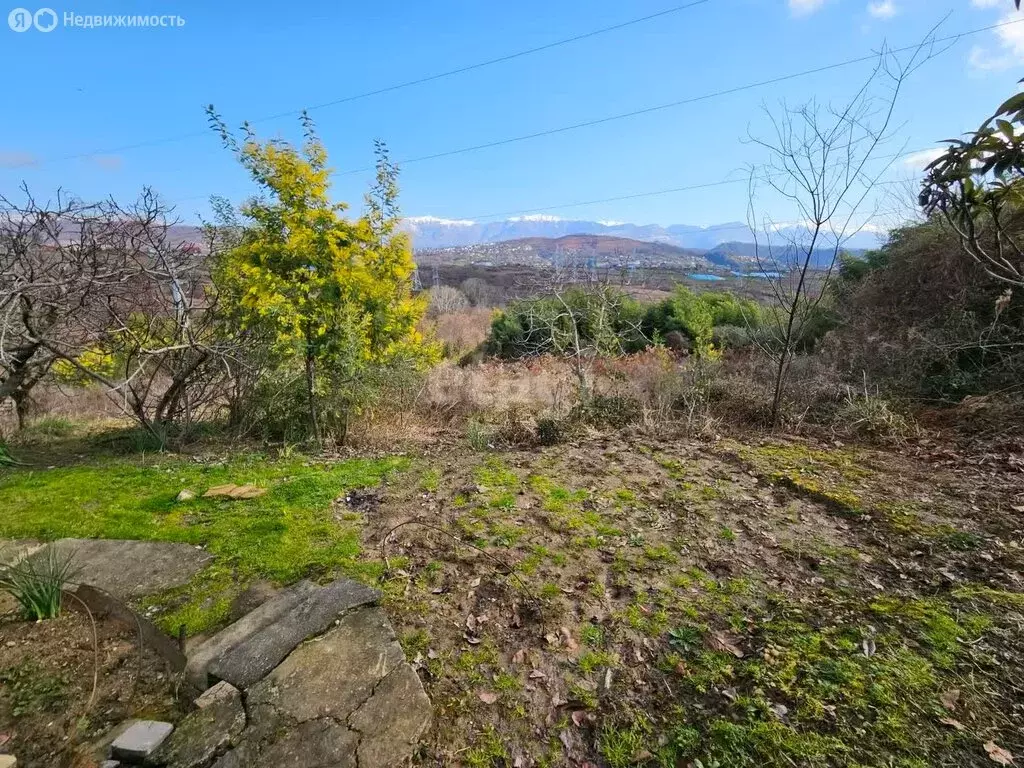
[434,147,931,224]
[337,18,1023,175]
[22,0,711,168]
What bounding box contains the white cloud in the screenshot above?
[507,214,563,222]
[597,219,625,226]
[900,148,945,170]
[969,9,1024,72]
[0,151,38,169]
[404,215,475,226]
[867,0,896,18]
[971,0,1002,8]
[789,0,825,15]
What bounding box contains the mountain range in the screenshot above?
[400,214,884,252]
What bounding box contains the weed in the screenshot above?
[0,662,67,717]
[0,548,76,620]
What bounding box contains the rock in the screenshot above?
[208,605,431,768]
[195,681,240,709]
[0,755,17,768]
[110,720,174,763]
[146,686,245,768]
[207,578,381,690]
[202,484,266,500]
[100,762,121,768]
[184,580,320,690]
[214,719,358,768]
[36,539,212,599]
[349,664,432,768]
[247,606,405,725]
[175,489,196,502]
[0,539,44,567]
[228,581,281,622]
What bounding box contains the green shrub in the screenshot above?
[571,394,642,429]
[487,287,646,360]
[535,417,565,446]
[0,548,76,620]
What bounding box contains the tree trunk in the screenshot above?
[304,342,321,444]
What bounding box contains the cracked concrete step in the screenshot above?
[205,578,382,690]
[185,580,320,690]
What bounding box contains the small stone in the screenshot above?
[110,720,174,762]
[0,755,17,768]
[176,489,196,502]
[100,762,120,768]
[195,681,240,710]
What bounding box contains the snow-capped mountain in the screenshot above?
[401,215,883,252]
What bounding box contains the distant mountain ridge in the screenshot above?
[401,215,883,252]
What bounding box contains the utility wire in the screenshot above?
[336,18,1023,174]
[21,0,711,167]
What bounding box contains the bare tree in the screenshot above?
[495,257,644,398]
[746,37,938,425]
[0,186,239,442]
[0,187,137,427]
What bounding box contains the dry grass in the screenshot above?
[424,307,493,358]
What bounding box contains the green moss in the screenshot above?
[581,623,605,647]
[464,726,510,767]
[578,649,616,674]
[419,468,441,492]
[599,722,650,768]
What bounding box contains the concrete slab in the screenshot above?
[0,539,44,567]
[207,578,380,690]
[41,539,213,599]
[110,720,174,762]
[185,580,319,690]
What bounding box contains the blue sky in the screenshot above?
[1,0,1022,227]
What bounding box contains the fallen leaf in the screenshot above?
[939,689,961,711]
[469,576,482,588]
[559,627,579,652]
[862,637,876,658]
[674,660,689,676]
[529,669,547,679]
[939,717,965,731]
[512,648,527,665]
[984,741,1015,765]
[203,483,266,500]
[463,633,481,645]
[466,614,477,631]
[478,691,499,705]
[708,632,744,658]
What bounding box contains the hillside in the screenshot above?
[415,233,734,270]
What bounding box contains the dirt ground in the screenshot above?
[367,430,1024,767]
[0,596,183,768]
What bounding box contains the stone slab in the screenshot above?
[41,539,213,599]
[111,720,174,762]
[350,663,432,768]
[207,578,381,690]
[146,685,245,768]
[0,755,17,768]
[185,580,319,690]
[0,539,44,567]
[247,606,405,725]
[206,605,430,768]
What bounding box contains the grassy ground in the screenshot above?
[0,428,407,634]
[1,421,1022,767]
[369,433,1024,767]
